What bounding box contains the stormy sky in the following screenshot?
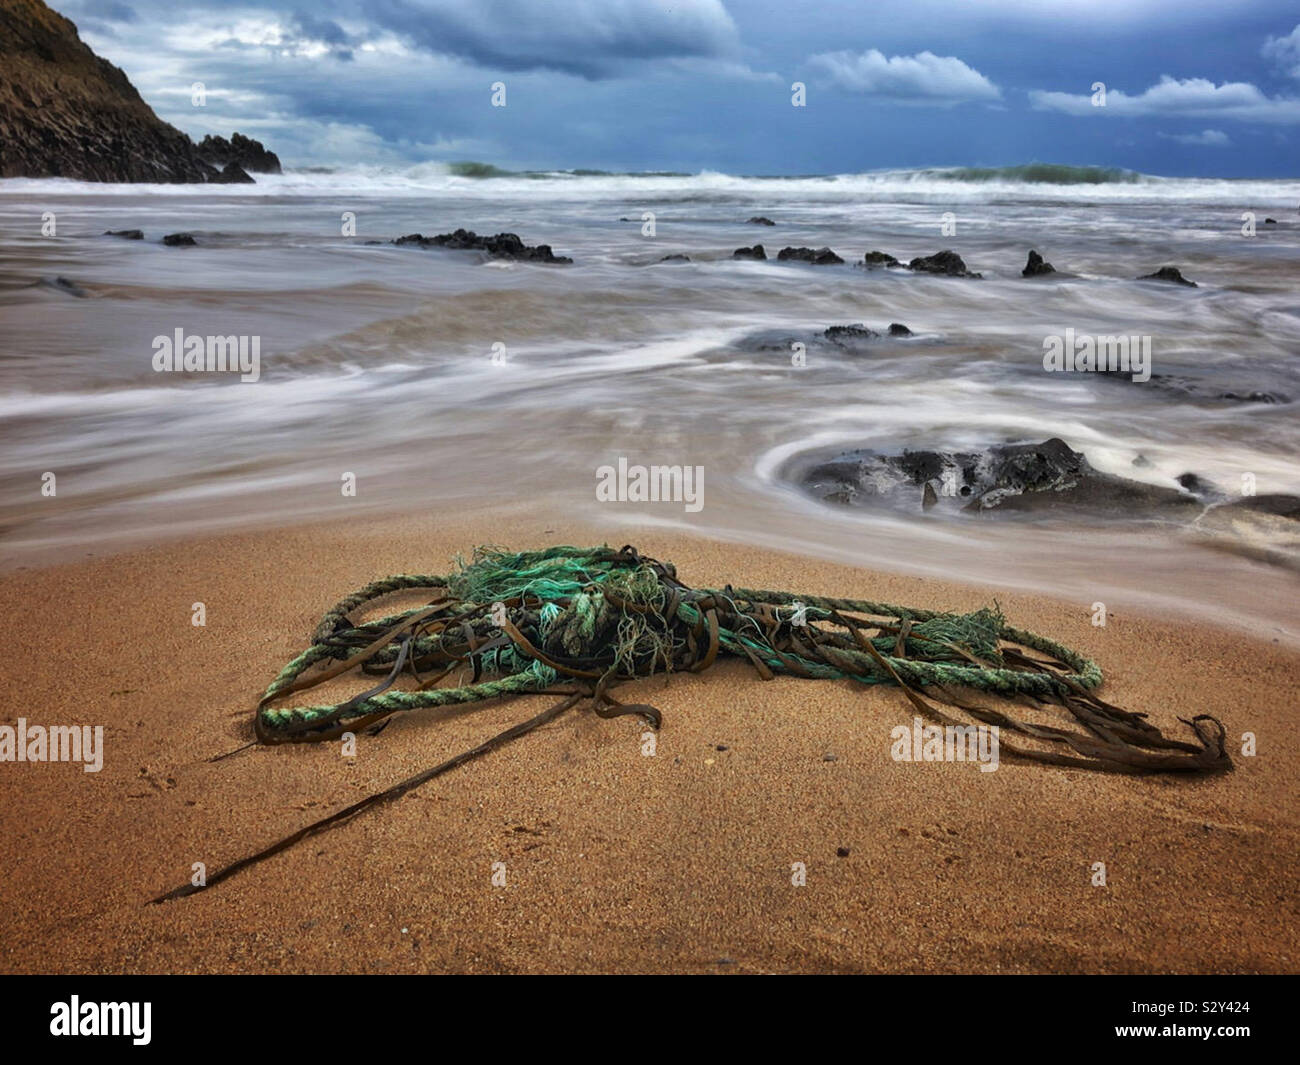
[60,0,1300,176]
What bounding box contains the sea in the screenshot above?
[1,162,1297,638]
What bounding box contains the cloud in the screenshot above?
[365,0,741,79]
[1263,24,1300,79]
[1029,76,1300,123]
[69,0,139,21]
[1157,128,1230,146]
[809,49,1000,103]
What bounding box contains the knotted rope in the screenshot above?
[151,544,1229,903]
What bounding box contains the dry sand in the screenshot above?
[0,508,1296,974]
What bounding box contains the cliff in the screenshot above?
[0,0,277,182]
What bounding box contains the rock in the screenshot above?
[1176,472,1212,495]
[794,437,1200,519]
[1216,389,1290,404]
[0,0,276,183]
[1138,266,1197,287]
[37,275,87,297]
[1264,218,1277,224]
[778,246,844,264]
[104,229,143,240]
[1097,368,1289,405]
[732,244,767,260]
[162,233,196,246]
[393,229,571,263]
[737,322,917,357]
[1022,249,1055,277]
[657,253,690,263]
[907,250,982,278]
[862,250,900,268]
[746,216,776,225]
[836,847,850,858]
[823,323,878,342]
[210,161,254,184]
[195,132,281,174]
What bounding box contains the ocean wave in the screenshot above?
[3,161,1295,207]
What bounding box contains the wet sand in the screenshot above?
[0,507,1295,973]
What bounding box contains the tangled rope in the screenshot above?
[151,544,1229,903]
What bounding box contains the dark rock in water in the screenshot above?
[778,246,844,265]
[888,323,913,337]
[1264,218,1278,224]
[824,324,879,342]
[746,216,776,226]
[0,1,276,183]
[162,233,196,246]
[37,276,87,297]
[1176,472,1212,495]
[733,244,767,260]
[907,250,982,278]
[1097,369,1290,406]
[210,161,254,184]
[1138,266,1197,287]
[1216,389,1290,404]
[736,324,884,356]
[1022,250,1055,277]
[657,253,690,263]
[195,132,281,174]
[862,250,900,268]
[393,229,571,263]
[795,437,1199,519]
[104,229,143,240]
[922,482,938,511]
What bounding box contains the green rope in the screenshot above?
[252,544,1227,776]
[153,542,1231,903]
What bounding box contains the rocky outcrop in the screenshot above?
[211,161,254,184]
[393,229,572,263]
[737,322,913,356]
[1138,266,1197,287]
[0,0,277,182]
[777,246,844,264]
[162,233,196,246]
[1022,250,1055,277]
[733,244,767,260]
[746,216,776,226]
[862,251,900,268]
[196,133,281,174]
[823,324,878,342]
[907,250,981,278]
[794,437,1200,517]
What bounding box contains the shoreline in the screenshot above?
[0,509,1295,973]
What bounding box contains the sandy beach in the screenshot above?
[0,507,1295,975]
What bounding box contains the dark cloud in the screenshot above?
[365,0,739,79]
